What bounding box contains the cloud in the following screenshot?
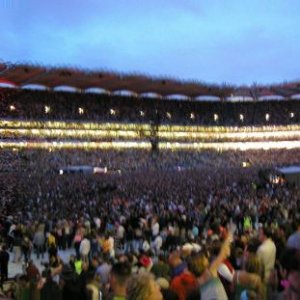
[1,0,300,84]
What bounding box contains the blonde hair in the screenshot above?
[126,273,156,300]
[187,254,209,277]
[245,253,264,280]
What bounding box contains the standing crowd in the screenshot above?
[0,148,300,299]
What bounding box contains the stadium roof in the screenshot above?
[1,62,300,100]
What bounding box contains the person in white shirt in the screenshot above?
[151,217,159,238]
[257,226,276,287]
[93,217,101,230]
[79,236,91,262]
[151,235,163,255]
[117,224,125,240]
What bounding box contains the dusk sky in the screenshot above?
[1,0,300,85]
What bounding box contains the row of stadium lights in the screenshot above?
[8,105,296,122]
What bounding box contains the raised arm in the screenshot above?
[209,232,232,277]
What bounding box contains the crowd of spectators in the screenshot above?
[0,88,299,125]
[0,87,300,299]
[0,147,300,299]
[1,148,299,174]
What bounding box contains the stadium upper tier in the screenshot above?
[0,88,299,126]
[1,62,300,100]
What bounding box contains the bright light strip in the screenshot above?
[158,124,300,133]
[0,140,300,150]
[0,140,151,150]
[0,128,142,139]
[157,130,300,140]
[1,128,300,141]
[0,120,151,131]
[159,141,300,150]
[1,119,300,133]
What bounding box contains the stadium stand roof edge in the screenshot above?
[0,62,300,100]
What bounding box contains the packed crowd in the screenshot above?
[0,86,300,299]
[0,88,299,125]
[0,147,300,299]
[1,148,299,174]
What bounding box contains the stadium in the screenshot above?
[1,61,300,299]
[1,1,300,299]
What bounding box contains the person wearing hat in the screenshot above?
[139,255,153,273]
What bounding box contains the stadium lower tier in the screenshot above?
[0,119,300,150]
